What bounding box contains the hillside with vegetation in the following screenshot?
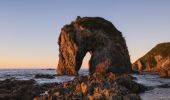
[132,42,170,77]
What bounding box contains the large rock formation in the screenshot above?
[132,42,170,77]
[57,16,131,75]
[34,73,146,100]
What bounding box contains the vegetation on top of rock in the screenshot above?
[75,16,124,44]
[76,17,118,33]
[144,42,170,58]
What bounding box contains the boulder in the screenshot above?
[57,16,131,75]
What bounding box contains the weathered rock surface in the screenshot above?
[57,16,131,75]
[157,58,170,77]
[0,79,36,100]
[34,73,146,100]
[0,75,147,100]
[132,42,170,77]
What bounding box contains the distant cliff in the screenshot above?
[132,42,170,77]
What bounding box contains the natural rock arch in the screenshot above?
[57,16,131,75]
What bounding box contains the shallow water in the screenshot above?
[132,73,170,100]
[132,73,170,87]
[140,88,170,100]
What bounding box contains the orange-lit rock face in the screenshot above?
[132,60,143,72]
[57,17,131,75]
[157,58,170,77]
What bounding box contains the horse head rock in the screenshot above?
[57,16,131,75]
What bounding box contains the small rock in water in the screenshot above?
[157,84,170,88]
[34,74,55,79]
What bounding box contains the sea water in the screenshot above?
[0,69,87,84]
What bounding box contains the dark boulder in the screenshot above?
[0,79,60,100]
[157,84,170,88]
[34,74,55,79]
[0,79,36,100]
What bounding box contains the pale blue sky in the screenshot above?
[0,0,170,68]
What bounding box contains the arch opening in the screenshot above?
[78,52,91,75]
[81,52,91,69]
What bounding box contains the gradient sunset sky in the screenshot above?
[0,0,170,69]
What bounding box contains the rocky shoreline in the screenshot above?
[0,73,148,100]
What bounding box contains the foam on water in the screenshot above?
[132,72,170,100]
[132,73,170,87]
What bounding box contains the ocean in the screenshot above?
[0,69,170,100]
[0,69,88,84]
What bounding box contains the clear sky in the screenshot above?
[0,0,170,69]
